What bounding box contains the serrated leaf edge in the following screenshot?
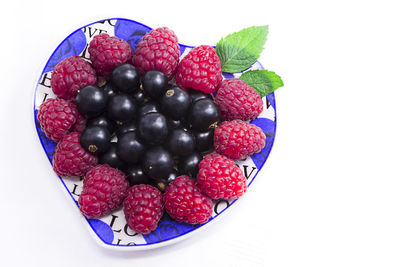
[216,25,269,73]
[240,69,284,98]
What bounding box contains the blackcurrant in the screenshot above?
[166,128,195,157]
[138,101,160,117]
[167,119,183,130]
[99,143,126,169]
[167,169,180,183]
[138,112,168,145]
[103,83,117,99]
[194,129,215,154]
[188,89,212,103]
[132,90,148,106]
[141,70,167,99]
[160,87,190,120]
[154,170,179,192]
[80,126,111,155]
[76,85,107,118]
[87,114,116,135]
[115,120,137,139]
[188,98,220,131]
[125,165,152,186]
[178,152,202,177]
[142,146,173,180]
[116,132,146,164]
[107,93,137,124]
[111,64,140,93]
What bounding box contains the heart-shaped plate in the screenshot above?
[33,18,277,250]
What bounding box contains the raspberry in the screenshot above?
[123,184,163,234]
[197,153,247,199]
[37,98,79,142]
[52,132,98,177]
[215,78,263,121]
[78,165,129,218]
[51,56,97,100]
[214,120,266,160]
[132,27,180,80]
[70,113,86,133]
[88,33,133,78]
[163,175,212,224]
[175,45,222,94]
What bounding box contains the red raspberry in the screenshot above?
[70,113,86,133]
[123,185,163,234]
[163,175,212,224]
[215,78,263,121]
[79,165,129,218]
[52,132,98,177]
[88,33,133,77]
[132,27,180,80]
[214,120,266,160]
[175,45,222,94]
[37,98,79,142]
[197,153,247,199]
[51,56,97,100]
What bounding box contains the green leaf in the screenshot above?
[240,70,284,98]
[216,25,268,73]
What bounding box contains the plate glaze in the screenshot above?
[33,18,277,250]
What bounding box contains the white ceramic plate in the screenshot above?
[33,18,277,250]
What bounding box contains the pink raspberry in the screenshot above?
[123,184,163,234]
[70,113,86,133]
[52,132,98,177]
[215,78,263,121]
[79,165,129,218]
[51,56,97,100]
[175,45,222,94]
[37,98,79,142]
[88,33,133,78]
[163,175,212,224]
[214,120,266,160]
[197,153,247,199]
[132,27,180,80]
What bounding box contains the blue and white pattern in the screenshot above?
[33,18,277,250]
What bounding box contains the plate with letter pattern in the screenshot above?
[33,18,277,250]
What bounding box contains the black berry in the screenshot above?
[138,112,168,145]
[142,70,167,99]
[166,128,195,157]
[117,132,146,164]
[160,87,190,120]
[99,143,126,169]
[103,83,117,99]
[154,170,179,192]
[188,98,220,131]
[142,146,173,180]
[188,89,212,103]
[194,129,214,154]
[76,85,107,118]
[167,170,180,183]
[178,152,202,177]
[132,90,148,106]
[138,101,160,117]
[107,93,137,124]
[167,119,183,130]
[87,114,116,135]
[80,126,111,155]
[125,165,151,186]
[116,120,137,139]
[111,64,140,93]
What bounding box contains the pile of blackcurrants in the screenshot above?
[75,64,221,191]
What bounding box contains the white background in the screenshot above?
[1,0,400,266]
